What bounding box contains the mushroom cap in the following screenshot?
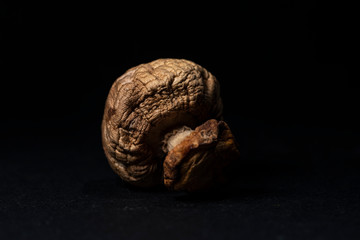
[101,58,223,186]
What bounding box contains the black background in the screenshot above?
[1,1,359,239]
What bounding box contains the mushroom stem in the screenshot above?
[162,119,240,191]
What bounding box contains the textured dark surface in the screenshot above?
[1,117,360,240]
[1,1,358,239]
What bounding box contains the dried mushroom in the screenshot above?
[101,59,239,191]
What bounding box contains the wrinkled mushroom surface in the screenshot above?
[101,58,238,190]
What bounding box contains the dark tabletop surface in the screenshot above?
[1,1,359,239]
[1,116,360,240]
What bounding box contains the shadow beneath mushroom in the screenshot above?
[82,177,169,198]
[173,186,269,202]
[173,151,313,202]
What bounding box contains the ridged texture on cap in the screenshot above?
[101,59,223,186]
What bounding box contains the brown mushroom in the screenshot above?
[101,58,239,191]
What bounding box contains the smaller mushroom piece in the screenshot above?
[163,119,240,191]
